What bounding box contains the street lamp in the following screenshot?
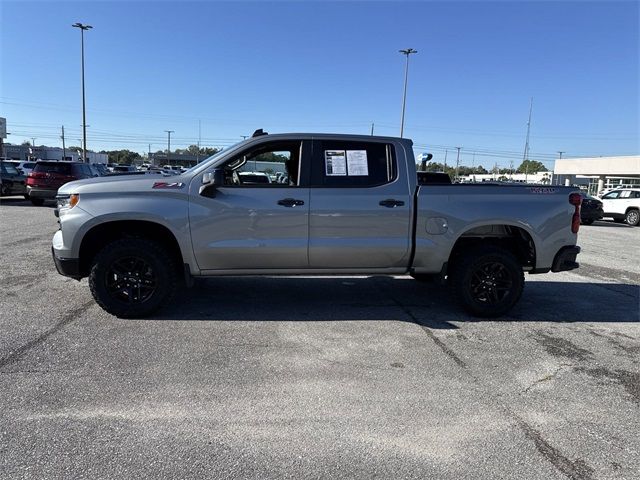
[399,48,417,138]
[72,22,92,163]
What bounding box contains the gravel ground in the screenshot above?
[1,196,638,479]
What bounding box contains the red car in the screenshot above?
[26,161,98,206]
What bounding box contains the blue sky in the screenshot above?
[1,0,638,169]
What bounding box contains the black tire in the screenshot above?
[1,182,12,196]
[581,218,594,225]
[89,238,177,318]
[449,245,524,318]
[626,209,640,227]
[30,198,45,206]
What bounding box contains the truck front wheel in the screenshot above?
[450,246,524,318]
[89,238,177,318]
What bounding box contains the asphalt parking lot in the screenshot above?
[1,196,638,479]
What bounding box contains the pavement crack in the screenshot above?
[515,417,596,480]
[523,363,572,393]
[0,300,94,369]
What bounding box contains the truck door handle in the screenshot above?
[379,199,405,208]
[278,198,305,207]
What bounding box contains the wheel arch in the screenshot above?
[78,219,185,278]
[447,222,537,272]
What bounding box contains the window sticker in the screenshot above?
[346,150,368,176]
[325,150,347,176]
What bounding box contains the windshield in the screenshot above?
[1,162,20,175]
[182,139,248,175]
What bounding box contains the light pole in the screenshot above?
[455,147,461,182]
[165,130,174,165]
[72,22,92,163]
[399,48,417,138]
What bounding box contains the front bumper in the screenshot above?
[551,246,581,272]
[52,246,82,280]
[581,208,604,221]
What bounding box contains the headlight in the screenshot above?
[56,193,80,210]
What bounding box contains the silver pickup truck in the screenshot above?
[52,132,581,318]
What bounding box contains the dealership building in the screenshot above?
[553,155,640,195]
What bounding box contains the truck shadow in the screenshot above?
[151,276,640,326]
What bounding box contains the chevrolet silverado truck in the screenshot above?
[52,131,582,318]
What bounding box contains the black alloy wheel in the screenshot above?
[105,256,158,304]
[450,245,524,318]
[468,261,514,305]
[89,238,177,318]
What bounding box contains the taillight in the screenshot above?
[569,193,582,233]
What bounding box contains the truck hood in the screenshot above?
[58,174,191,195]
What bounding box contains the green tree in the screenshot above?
[99,149,142,165]
[517,159,548,173]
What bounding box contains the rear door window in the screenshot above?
[34,163,73,175]
[311,140,396,187]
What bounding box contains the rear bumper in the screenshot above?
[27,187,58,199]
[52,246,82,280]
[551,246,580,272]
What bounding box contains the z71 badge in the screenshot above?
[152,182,184,189]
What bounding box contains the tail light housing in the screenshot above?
[569,192,582,233]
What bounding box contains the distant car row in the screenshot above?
[0,160,178,206]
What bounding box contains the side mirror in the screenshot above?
[199,168,225,197]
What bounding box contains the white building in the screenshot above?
[553,155,640,195]
[3,144,107,164]
[457,171,553,184]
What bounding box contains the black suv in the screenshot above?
[0,161,28,197]
[579,191,604,225]
[26,161,98,206]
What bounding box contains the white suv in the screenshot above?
[600,188,640,226]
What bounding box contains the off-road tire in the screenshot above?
[89,238,177,318]
[30,198,45,206]
[449,245,524,318]
[625,209,639,227]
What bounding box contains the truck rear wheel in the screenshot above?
[450,245,524,318]
[89,238,177,318]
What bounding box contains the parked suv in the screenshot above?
[0,161,27,197]
[26,161,98,206]
[578,192,604,225]
[600,188,640,226]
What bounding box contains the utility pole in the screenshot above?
[61,126,66,161]
[399,48,417,138]
[165,130,174,165]
[148,144,152,165]
[72,22,93,162]
[522,97,533,183]
[370,122,375,136]
[197,119,201,164]
[455,147,461,182]
[443,149,448,171]
[556,151,565,185]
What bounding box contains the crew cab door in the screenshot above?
[308,139,412,269]
[189,140,311,270]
